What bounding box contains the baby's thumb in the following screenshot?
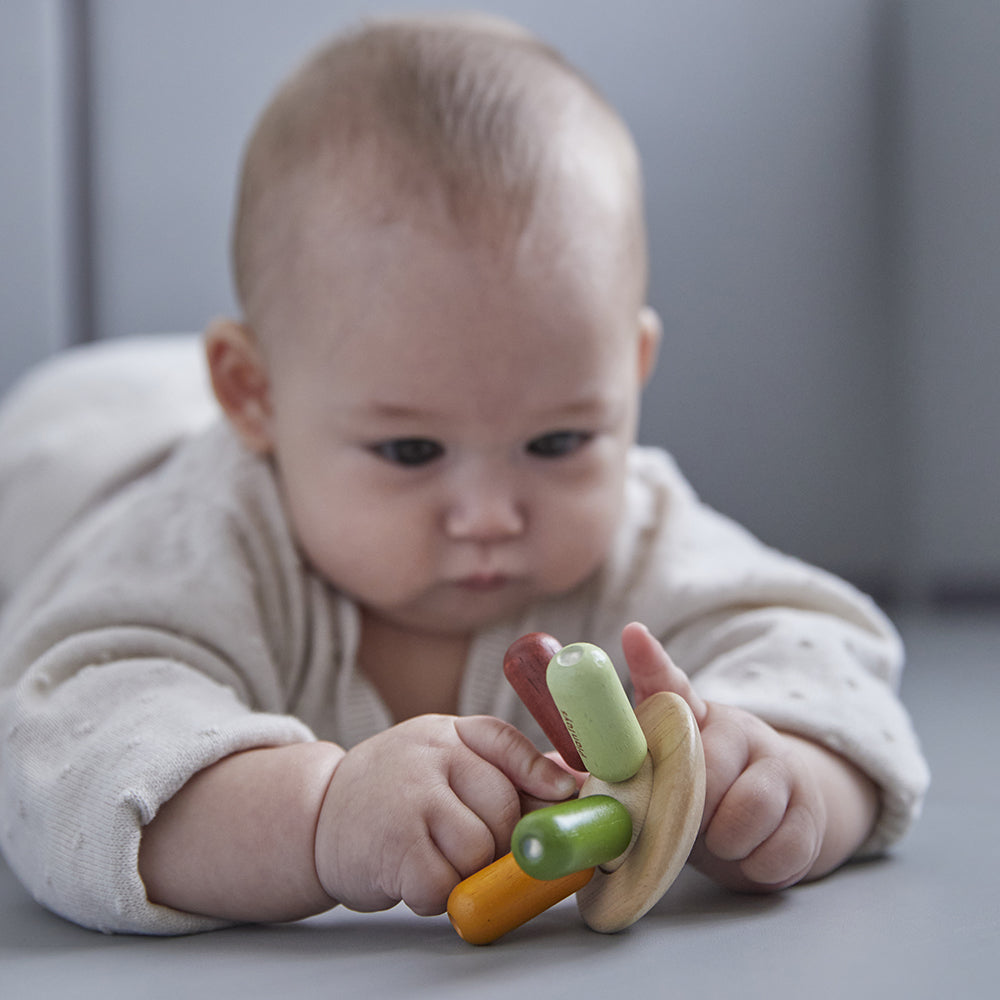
[622,622,708,726]
[453,716,578,802]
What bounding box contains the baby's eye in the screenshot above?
[370,438,445,466]
[526,431,593,459]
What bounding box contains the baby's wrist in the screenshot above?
[312,745,352,904]
[778,730,879,876]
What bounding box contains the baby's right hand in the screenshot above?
[313,715,577,915]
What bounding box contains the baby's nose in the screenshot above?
[444,477,525,541]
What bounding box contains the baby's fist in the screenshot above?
[313,715,576,915]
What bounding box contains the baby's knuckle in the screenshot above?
[704,810,752,860]
[501,794,522,832]
[742,811,817,887]
[487,718,528,766]
[405,883,450,917]
[395,841,449,916]
[456,827,497,877]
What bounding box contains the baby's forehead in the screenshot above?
[284,173,634,317]
[256,168,641,364]
[249,156,644,373]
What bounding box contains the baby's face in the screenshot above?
[254,193,655,637]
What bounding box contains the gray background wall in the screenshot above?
[1,0,998,606]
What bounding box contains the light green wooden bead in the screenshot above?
[546,642,648,783]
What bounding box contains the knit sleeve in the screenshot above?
[1,647,313,934]
[0,427,319,933]
[598,448,930,856]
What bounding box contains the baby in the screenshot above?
[0,14,928,934]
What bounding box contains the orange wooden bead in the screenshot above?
[447,852,594,945]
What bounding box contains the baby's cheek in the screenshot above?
[534,500,616,590]
[293,505,400,595]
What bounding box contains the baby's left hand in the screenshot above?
[622,623,829,891]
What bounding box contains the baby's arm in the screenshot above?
[623,623,878,890]
[139,715,577,922]
[138,741,343,922]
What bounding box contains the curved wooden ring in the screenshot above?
[575,691,706,933]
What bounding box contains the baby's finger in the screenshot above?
[622,622,708,723]
[543,749,588,786]
[395,835,465,916]
[697,710,753,833]
[703,756,793,862]
[452,716,578,802]
[518,750,585,816]
[446,750,524,857]
[518,753,586,816]
[739,801,822,888]
[426,792,505,880]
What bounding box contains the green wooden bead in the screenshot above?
[512,795,633,881]
[546,642,648,782]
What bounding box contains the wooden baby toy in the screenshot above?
[447,634,706,943]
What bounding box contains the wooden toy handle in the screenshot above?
[447,853,594,945]
[546,642,648,783]
[576,691,705,933]
[512,795,633,881]
[503,633,585,771]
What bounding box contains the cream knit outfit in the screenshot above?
[0,338,929,934]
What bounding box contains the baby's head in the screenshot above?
[207,14,661,635]
[230,12,649,336]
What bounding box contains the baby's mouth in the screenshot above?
[454,573,511,592]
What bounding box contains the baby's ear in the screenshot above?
[204,319,274,453]
[637,306,661,387]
